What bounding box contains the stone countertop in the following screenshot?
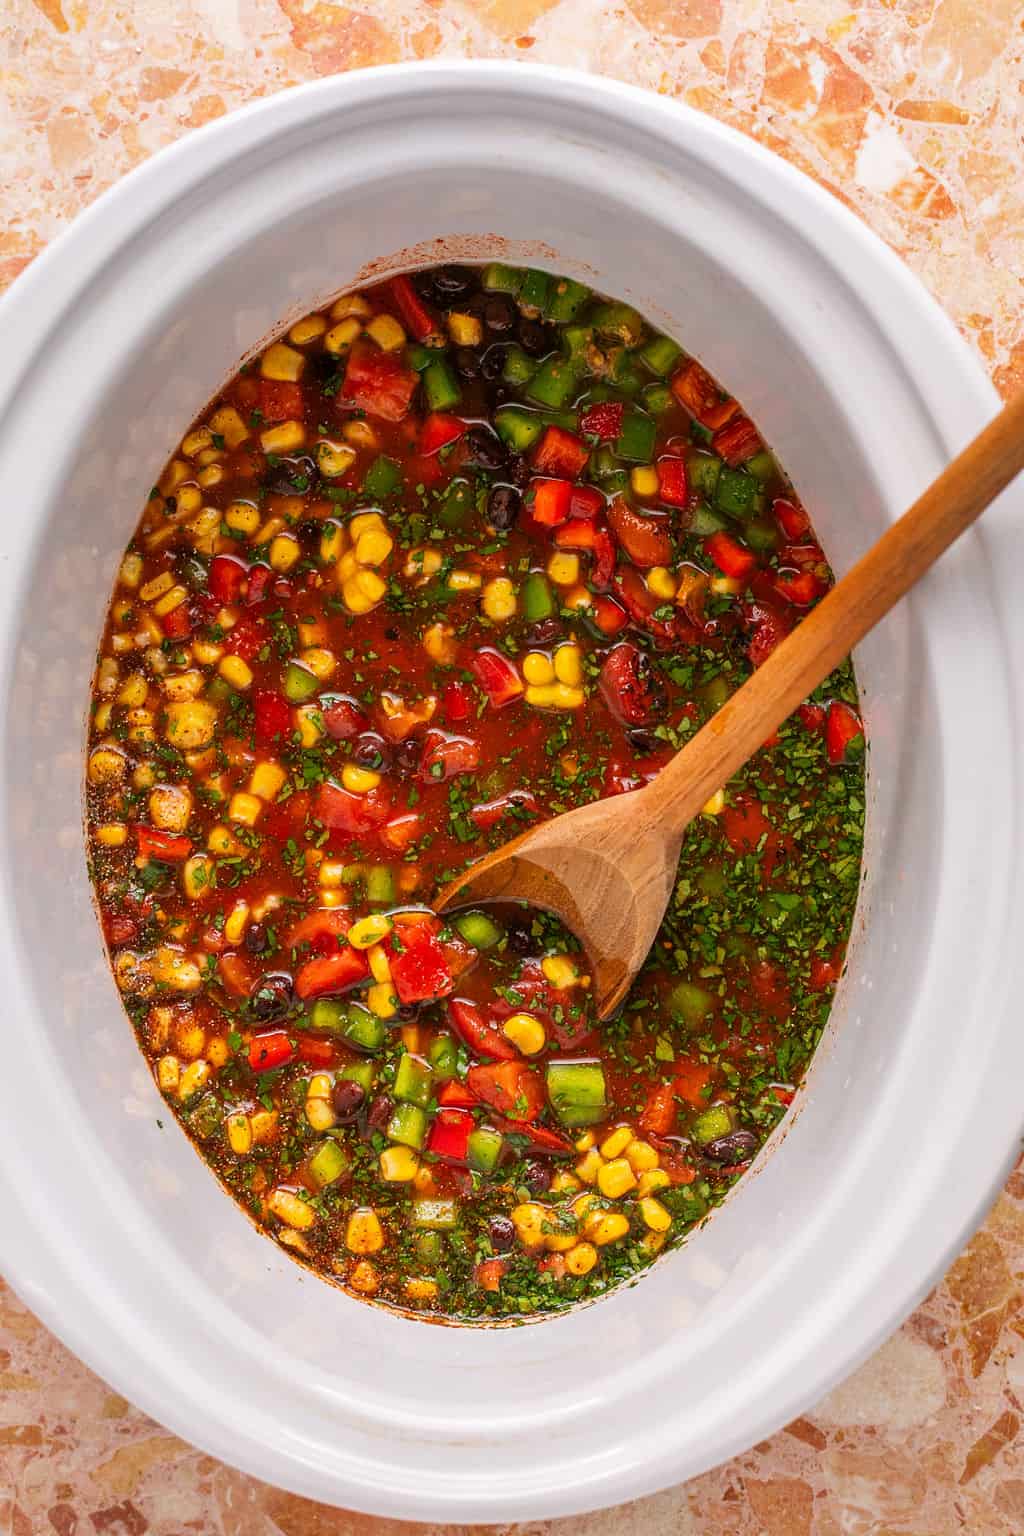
[2,2,1023,1531]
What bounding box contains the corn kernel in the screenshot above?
[174,483,204,515]
[205,1036,229,1067]
[368,944,392,984]
[641,1230,666,1258]
[120,552,144,588]
[225,501,261,536]
[599,1125,632,1160]
[318,520,346,566]
[95,823,127,847]
[178,1059,211,1101]
[366,313,405,351]
[140,571,173,603]
[547,551,580,587]
[209,406,249,449]
[324,316,362,355]
[185,505,221,553]
[164,700,218,750]
[289,313,327,345]
[597,1157,637,1199]
[447,311,483,346]
[574,1148,604,1185]
[355,528,394,567]
[250,1109,279,1144]
[637,1168,671,1197]
[330,293,371,321]
[207,824,244,856]
[351,568,387,608]
[176,1020,206,1061]
[647,566,677,601]
[228,792,263,827]
[701,789,725,816]
[248,761,286,803]
[481,577,517,622]
[87,745,128,786]
[631,465,660,497]
[404,547,442,580]
[554,645,583,686]
[541,955,580,991]
[585,1210,631,1246]
[269,532,301,573]
[625,1139,659,1174]
[182,854,214,900]
[93,702,113,732]
[218,654,254,691]
[160,459,190,494]
[223,899,250,946]
[116,672,148,708]
[639,1196,672,1233]
[181,426,214,458]
[346,1206,384,1254]
[260,420,305,455]
[566,1241,598,1276]
[447,569,482,594]
[157,1055,180,1092]
[163,670,206,701]
[421,622,457,667]
[315,439,356,478]
[550,1170,583,1195]
[710,575,742,597]
[405,1277,439,1302]
[502,1012,546,1056]
[305,1078,337,1132]
[197,463,225,489]
[149,783,192,833]
[525,682,585,710]
[575,1129,596,1152]
[268,1187,316,1230]
[227,1112,252,1155]
[349,913,393,948]
[510,1202,548,1251]
[340,763,380,795]
[149,946,202,993]
[380,1145,420,1181]
[153,585,188,618]
[523,652,555,686]
[294,703,323,747]
[260,341,305,382]
[349,1260,380,1294]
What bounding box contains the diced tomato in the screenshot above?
[527,477,573,528]
[248,1031,295,1073]
[342,344,418,423]
[258,378,303,422]
[638,1082,677,1137]
[135,826,192,863]
[744,599,792,669]
[379,812,423,852]
[591,594,629,636]
[438,1079,478,1109]
[470,788,541,831]
[446,998,520,1061]
[569,484,605,521]
[387,274,441,343]
[294,947,369,1001]
[492,1117,573,1154]
[650,1142,698,1185]
[295,1035,339,1067]
[580,400,625,441]
[476,1257,508,1291]
[245,564,274,607]
[419,730,481,783]
[712,414,761,466]
[825,700,864,765]
[315,780,390,835]
[773,568,824,607]
[224,615,266,661]
[608,498,673,568]
[208,554,248,604]
[590,526,617,589]
[670,359,738,430]
[420,412,465,456]
[105,914,139,946]
[321,696,369,741]
[285,908,352,953]
[160,603,193,640]
[426,1107,474,1163]
[532,425,590,479]
[798,702,825,734]
[598,642,663,726]
[749,959,791,1016]
[808,954,840,991]
[253,689,292,748]
[219,952,255,996]
[774,497,810,540]
[442,680,474,724]
[466,1061,543,1123]
[656,456,688,508]
[387,921,454,1005]
[704,531,756,582]
[772,1084,795,1107]
[721,796,772,854]
[468,648,524,710]
[674,1057,713,1109]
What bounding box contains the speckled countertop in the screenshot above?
[3,2,1024,1532]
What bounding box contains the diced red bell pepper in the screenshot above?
[105,914,139,946]
[294,946,369,1001]
[379,812,423,852]
[670,359,739,430]
[245,563,274,607]
[569,484,605,521]
[825,700,864,765]
[420,412,466,457]
[704,531,757,581]
[467,1061,544,1123]
[248,1031,295,1073]
[712,414,761,466]
[598,642,662,726]
[321,695,369,740]
[342,344,418,423]
[446,998,520,1061]
[286,907,352,953]
[258,378,304,422]
[591,594,629,636]
[798,701,825,734]
[656,456,688,508]
[476,1258,508,1291]
[160,603,193,640]
[442,680,474,724]
[438,1079,478,1109]
[743,598,792,669]
[554,518,617,589]
[639,1082,677,1137]
[773,568,824,608]
[527,477,573,528]
[674,1058,714,1109]
[580,400,625,441]
[608,498,673,568]
[650,1142,698,1185]
[426,1108,474,1163]
[208,553,248,604]
[295,1035,339,1067]
[253,689,292,748]
[491,1116,573,1155]
[387,274,441,344]
[223,614,266,662]
[774,497,810,540]
[469,648,524,710]
[387,921,454,1005]
[532,425,590,480]
[419,730,481,784]
[470,789,540,831]
[136,827,192,862]
[808,954,840,991]
[772,1084,795,1107]
[315,780,390,834]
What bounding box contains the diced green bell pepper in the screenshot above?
[615,409,656,463]
[387,1101,428,1150]
[744,518,781,553]
[692,1105,736,1145]
[312,1001,384,1054]
[687,452,721,499]
[546,276,590,322]
[745,450,777,483]
[437,477,473,530]
[427,1033,458,1081]
[689,502,728,536]
[308,1138,349,1187]
[546,1059,607,1128]
[414,1230,443,1265]
[715,466,763,521]
[308,998,346,1033]
[640,333,683,376]
[495,406,544,453]
[205,675,233,704]
[364,455,402,499]
[187,1093,221,1138]
[642,383,673,415]
[608,349,644,398]
[521,571,555,623]
[405,343,434,372]
[667,979,715,1026]
[283,659,320,703]
[591,301,644,346]
[502,346,535,388]
[394,1052,434,1108]
[411,1197,459,1230]
[365,864,395,905]
[519,269,551,314]
[454,910,505,950]
[482,263,524,295]
[700,675,730,713]
[562,325,593,368]
[423,357,461,413]
[339,1059,375,1092]
[526,356,579,410]
[589,446,623,482]
[467,1126,505,1174]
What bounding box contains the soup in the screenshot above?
[84,263,864,1320]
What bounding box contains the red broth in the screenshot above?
[85,264,864,1320]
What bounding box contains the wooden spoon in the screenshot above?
[437,388,1024,1018]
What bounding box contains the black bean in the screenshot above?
[627,728,662,756]
[384,626,400,641]
[523,1160,551,1195]
[486,484,521,531]
[480,345,507,382]
[502,921,534,956]
[484,294,516,334]
[465,425,507,471]
[311,350,341,381]
[518,317,551,356]
[249,972,293,1021]
[332,1078,367,1122]
[489,1216,515,1252]
[244,924,271,957]
[265,454,319,498]
[351,732,393,773]
[433,265,473,298]
[395,735,424,775]
[365,1093,394,1136]
[507,454,531,489]
[529,617,563,646]
[702,1129,759,1164]
[453,346,482,381]
[411,269,438,302]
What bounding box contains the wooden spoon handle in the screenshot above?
[648,387,1024,834]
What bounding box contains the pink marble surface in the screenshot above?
[3,0,1024,1530]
